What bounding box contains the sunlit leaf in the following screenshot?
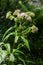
[15,31,19,43]
[9,53,14,62]
[21,36,30,50]
[0,48,7,63]
[3,32,15,41]
[4,44,10,54]
[0,42,4,46]
[2,27,13,40]
[13,49,24,55]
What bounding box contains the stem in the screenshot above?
[12,62,14,65]
[18,0,28,11]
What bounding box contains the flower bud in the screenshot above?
[31,25,38,33]
[13,9,21,16]
[17,12,28,19]
[6,11,12,19]
[26,16,32,22]
[26,12,35,17]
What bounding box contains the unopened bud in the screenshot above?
[6,11,12,18]
[31,25,38,33]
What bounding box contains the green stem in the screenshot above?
[18,0,28,11]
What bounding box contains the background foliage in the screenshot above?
[0,0,43,65]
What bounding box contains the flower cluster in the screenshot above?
[6,11,12,19]
[6,9,32,22]
[17,12,32,21]
[6,11,14,20]
[6,10,38,33]
[13,9,21,16]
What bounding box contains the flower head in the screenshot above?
[26,16,32,21]
[13,9,21,16]
[17,12,28,18]
[31,25,38,33]
[6,11,12,19]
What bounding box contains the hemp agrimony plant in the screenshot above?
[0,9,38,65]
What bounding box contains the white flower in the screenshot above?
[15,9,21,13]
[9,16,14,20]
[31,25,38,33]
[17,12,28,18]
[13,9,21,15]
[26,16,32,21]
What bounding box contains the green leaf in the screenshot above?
[17,43,23,49]
[2,64,6,65]
[17,57,26,65]
[2,27,13,40]
[0,42,4,46]
[3,32,15,41]
[4,44,10,54]
[15,31,19,43]
[22,27,31,35]
[15,35,19,43]
[9,53,14,62]
[13,49,24,55]
[18,64,23,65]
[21,36,30,50]
[0,48,7,64]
